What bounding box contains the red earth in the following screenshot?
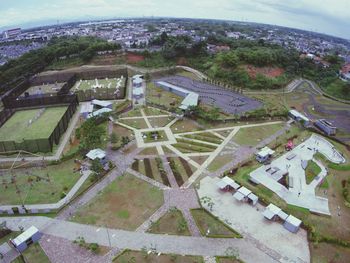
[126,53,145,63]
[244,65,284,79]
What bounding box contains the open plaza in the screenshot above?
[0,65,349,263]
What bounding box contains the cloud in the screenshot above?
[0,0,349,39]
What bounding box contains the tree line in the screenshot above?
[0,36,121,95]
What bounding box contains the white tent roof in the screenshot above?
[86,148,106,160]
[237,186,251,197]
[92,99,112,108]
[11,226,39,247]
[222,176,240,190]
[216,180,228,189]
[80,103,94,114]
[247,193,258,202]
[233,191,245,201]
[257,147,275,158]
[277,210,289,220]
[285,215,302,227]
[289,109,309,122]
[262,208,276,220]
[88,108,112,118]
[180,92,199,110]
[133,87,144,96]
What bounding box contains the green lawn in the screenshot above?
[0,107,67,142]
[305,160,322,184]
[0,159,83,205]
[114,250,204,263]
[71,173,164,230]
[191,209,242,238]
[118,118,148,129]
[233,123,284,146]
[148,208,191,236]
[13,242,50,263]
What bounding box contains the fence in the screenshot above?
[0,99,78,153]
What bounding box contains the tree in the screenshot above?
[77,117,105,151]
[110,132,119,144]
[91,159,103,174]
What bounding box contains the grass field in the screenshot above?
[0,159,83,205]
[191,209,241,238]
[233,123,284,146]
[118,118,148,129]
[0,107,67,142]
[147,208,191,236]
[114,250,204,263]
[71,173,164,230]
[305,160,322,184]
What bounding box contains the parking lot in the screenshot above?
[156,76,262,114]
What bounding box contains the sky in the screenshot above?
[0,0,349,39]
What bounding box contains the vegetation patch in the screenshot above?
[191,208,242,238]
[0,159,84,205]
[71,173,164,230]
[305,160,322,184]
[113,249,204,263]
[148,207,191,236]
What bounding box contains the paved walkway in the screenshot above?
[3,216,278,263]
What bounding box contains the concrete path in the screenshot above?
[250,134,345,215]
[3,216,278,263]
[119,114,171,120]
[182,127,240,188]
[140,108,152,128]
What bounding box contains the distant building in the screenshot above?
[87,107,112,118]
[256,147,275,163]
[288,110,310,126]
[315,119,336,136]
[339,63,350,82]
[80,103,94,119]
[3,28,21,39]
[10,226,42,253]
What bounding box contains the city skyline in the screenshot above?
[0,0,349,39]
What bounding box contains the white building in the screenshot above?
[86,148,107,164]
[10,226,42,252]
[256,147,275,163]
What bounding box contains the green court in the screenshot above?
[0,106,67,142]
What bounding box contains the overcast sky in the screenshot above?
[0,0,349,39]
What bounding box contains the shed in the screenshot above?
[256,147,275,163]
[233,186,251,202]
[86,148,107,164]
[283,215,302,233]
[288,110,309,126]
[216,176,240,191]
[247,193,259,206]
[80,103,94,119]
[10,226,42,252]
[263,203,282,220]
